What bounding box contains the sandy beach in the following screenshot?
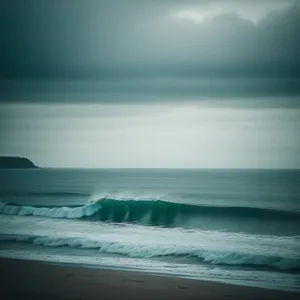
[1,258,299,300]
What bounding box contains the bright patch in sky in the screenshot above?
[171,1,290,24]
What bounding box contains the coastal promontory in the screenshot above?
[0,157,37,168]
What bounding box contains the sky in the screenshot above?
[1,0,300,168]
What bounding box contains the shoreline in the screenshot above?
[1,258,299,300]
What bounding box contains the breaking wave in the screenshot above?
[1,234,299,272]
[1,198,299,227]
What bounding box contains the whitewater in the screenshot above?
[1,168,300,292]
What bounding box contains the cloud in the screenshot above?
[1,0,299,104]
[1,77,300,104]
[1,0,299,79]
[170,0,291,23]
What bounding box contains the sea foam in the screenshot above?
[1,233,299,271]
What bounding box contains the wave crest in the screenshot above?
[1,198,299,229]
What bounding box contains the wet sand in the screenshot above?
[1,258,299,300]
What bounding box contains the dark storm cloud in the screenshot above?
[2,0,300,78]
[1,0,300,101]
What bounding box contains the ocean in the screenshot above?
[0,168,299,292]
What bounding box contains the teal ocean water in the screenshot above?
[0,169,299,291]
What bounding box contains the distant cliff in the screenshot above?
[0,157,37,168]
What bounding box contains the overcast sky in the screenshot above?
[1,0,300,168]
